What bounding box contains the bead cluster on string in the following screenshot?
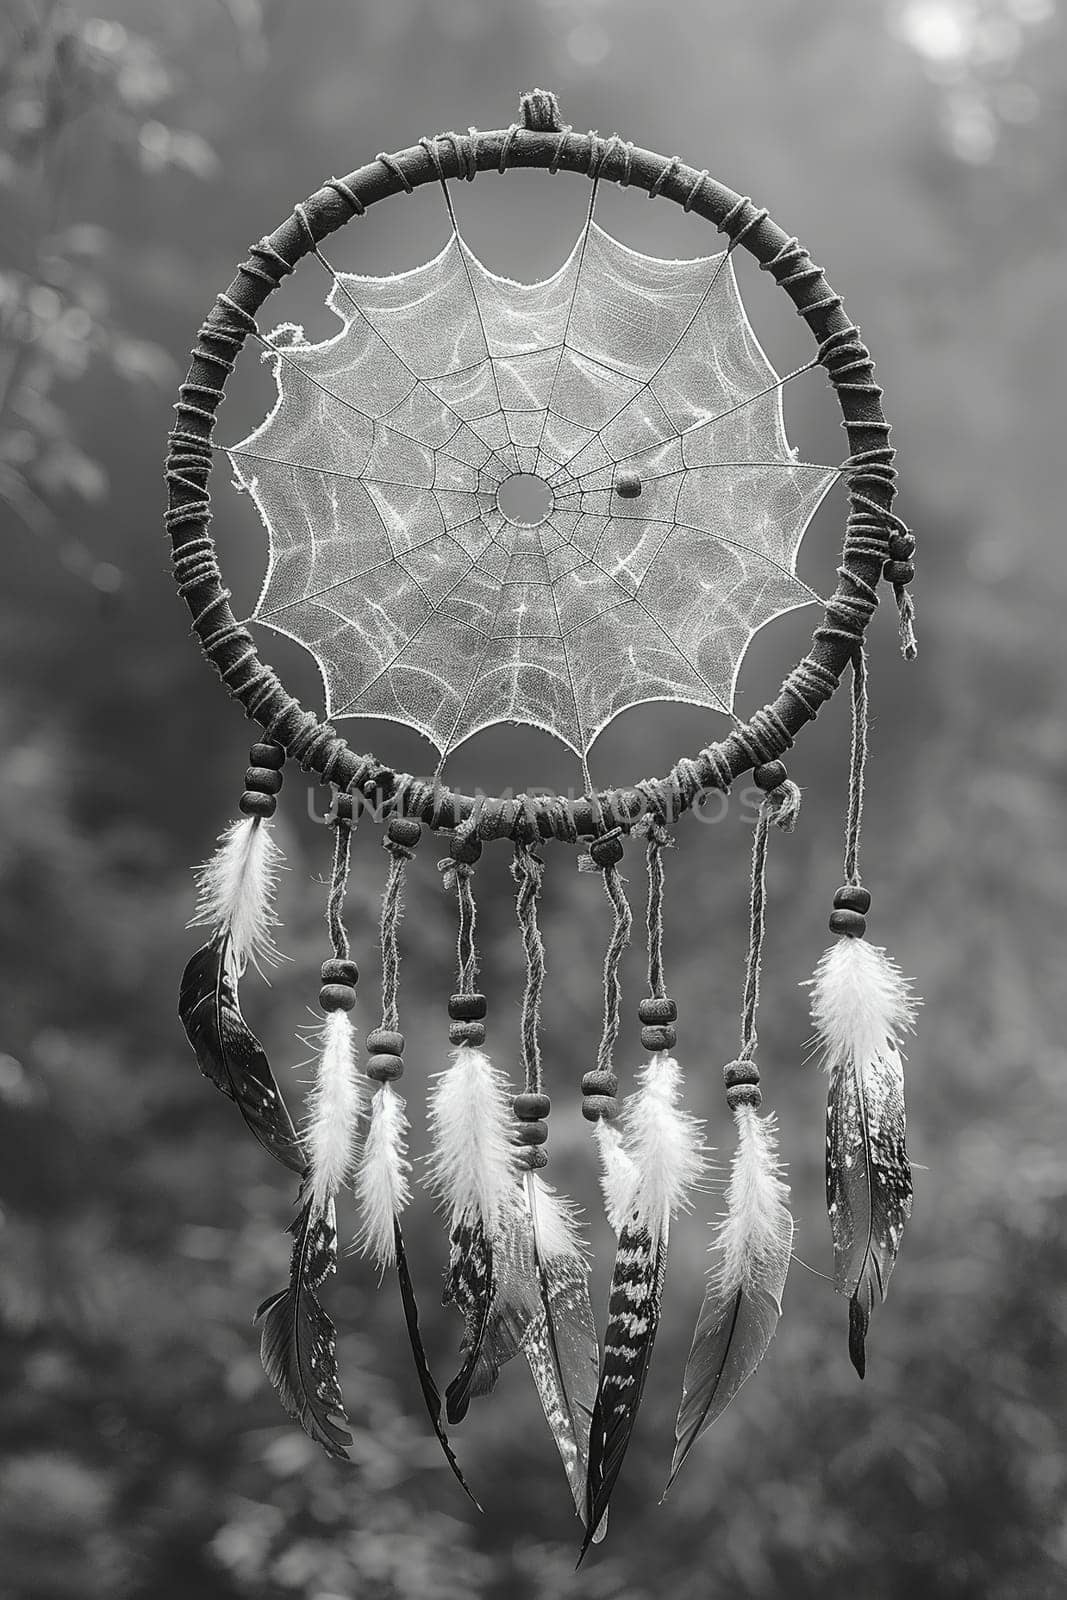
[239,740,285,818]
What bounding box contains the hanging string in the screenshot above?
[590,834,632,1083]
[844,647,868,888]
[379,818,421,1033]
[645,824,669,1003]
[736,771,804,1067]
[326,793,355,962]
[440,826,487,1050]
[512,844,546,1096]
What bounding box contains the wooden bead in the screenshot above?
[884,558,915,585]
[518,1145,549,1170]
[582,1070,618,1096]
[321,958,359,986]
[726,1083,763,1111]
[581,1095,617,1122]
[249,742,285,769]
[245,765,283,795]
[387,816,422,848]
[753,760,787,792]
[638,997,677,1025]
[366,1053,404,1081]
[888,530,916,561]
[514,1092,551,1120]
[829,908,867,938]
[724,1059,761,1087]
[615,471,642,498]
[832,885,871,914]
[320,983,357,1012]
[449,1021,485,1047]
[589,831,624,869]
[239,790,276,818]
[642,1024,676,1052]
[366,1029,403,1056]
[448,992,487,1021]
[450,832,482,865]
[517,1119,549,1145]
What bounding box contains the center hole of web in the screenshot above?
[497,473,554,527]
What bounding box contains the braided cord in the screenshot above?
[512,844,546,1096]
[597,864,633,1079]
[844,648,868,887]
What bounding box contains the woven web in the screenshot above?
[228,197,838,763]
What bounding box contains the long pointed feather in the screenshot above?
[581,1222,666,1562]
[256,1191,351,1460]
[393,1219,480,1507]
[810,937,916,1376]
[178,935,304,1173]
[442,1213,496,1423]
[666,1108,793,1490]
[523,1173,599,1531]
[581,1055,704,1561]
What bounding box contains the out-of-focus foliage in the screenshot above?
[0,2,1064,1597]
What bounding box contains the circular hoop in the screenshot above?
[165,110,900,842]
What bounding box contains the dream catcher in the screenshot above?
[165,90,919,1553]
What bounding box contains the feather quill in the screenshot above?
[809,935,917,1376]
[179,816,303,1171]
[582,1055,704,1559]
[666,1107,793,1490]
[256,1189,351,1460]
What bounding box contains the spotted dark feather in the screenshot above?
[179,934,304,1174]
[256,1192,351,1460]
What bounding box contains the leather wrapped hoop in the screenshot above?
[165,115,896,842]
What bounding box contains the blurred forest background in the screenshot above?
[1,1,1065,1596]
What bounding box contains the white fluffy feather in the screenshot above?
[525,1173,589,1265]
[620,1054,705,1233]
[425,1045,519,1227]
[190,815,284,971]
[712,1107,792,1295]
[354,1082,411,1270]
[306,1009,366,1213]
[593,1118,639,1236]
[809,936,917,1070]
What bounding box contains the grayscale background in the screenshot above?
[1,2,1063,1597]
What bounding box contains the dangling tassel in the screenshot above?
[353,815,478,1503]
[257,790,364,1460]
[667,771,797,1491]
[511,842,599,1534]
[178,741,304,1173]
[808,651,918,1376]
[581,827,704,1561]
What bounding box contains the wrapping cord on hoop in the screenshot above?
[165,105,910,842]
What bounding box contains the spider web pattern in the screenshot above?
[229,214,838,760]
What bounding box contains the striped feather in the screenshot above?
[581,1055,704,1560]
